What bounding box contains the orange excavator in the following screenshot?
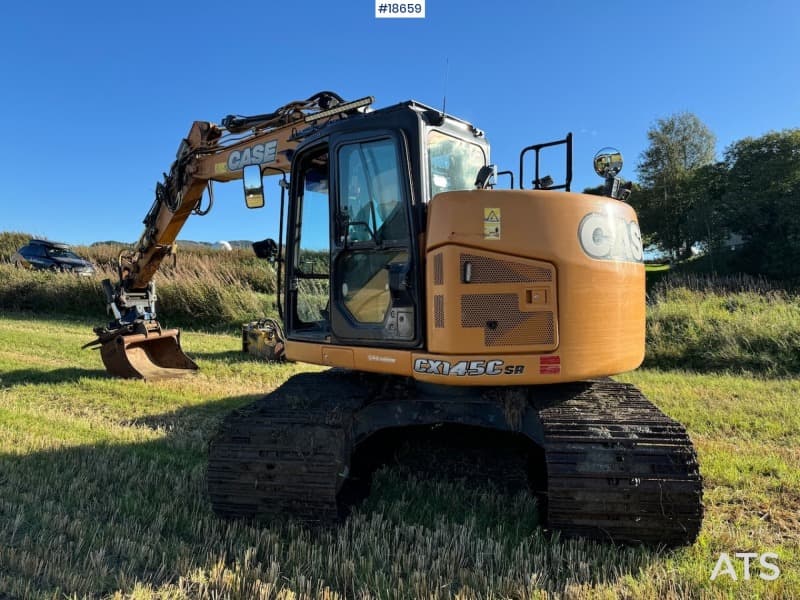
[90,91,702,545]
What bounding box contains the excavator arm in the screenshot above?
[88,91,373,379]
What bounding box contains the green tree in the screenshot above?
[581,184,606,196]
[684,161,729,266]
[634,112,716,259]
[721,129,800,277]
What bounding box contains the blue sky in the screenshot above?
[1,0,798,245]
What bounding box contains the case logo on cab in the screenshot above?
[578,212,643,263]
[227,141,279,171]
[414,358,525,376]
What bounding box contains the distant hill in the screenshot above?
[176,240,255,250]
[227,240,257,249]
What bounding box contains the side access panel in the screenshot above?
[427,245,558,354]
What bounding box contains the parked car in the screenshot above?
[12,239,96,276]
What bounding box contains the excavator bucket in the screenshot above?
[99,329,198,380]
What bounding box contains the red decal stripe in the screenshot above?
[540,356,561,365]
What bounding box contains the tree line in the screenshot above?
[589,113,800,279]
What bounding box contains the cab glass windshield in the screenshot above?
[428,131,486,198]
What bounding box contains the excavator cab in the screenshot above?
[280,104,489,357]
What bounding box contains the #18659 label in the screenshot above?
[375,0,425,18]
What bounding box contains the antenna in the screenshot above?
[441,57,449,117]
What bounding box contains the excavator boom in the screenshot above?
[91,91,371,379]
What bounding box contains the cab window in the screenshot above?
[336,138,410,326]
[338,139,408,244]
[428,130,486,198]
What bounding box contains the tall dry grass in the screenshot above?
[645,274,800,375]
[648,272,786,297]
[76,242,277,295]
[5,232,800,375]
[0,233,279,331]
[0,231,33,262]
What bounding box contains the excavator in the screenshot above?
[89,91,703,545]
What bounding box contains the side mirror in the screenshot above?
[474,164,498,189]
[594,147,631,201]
[243,164,265,209]
[593,148,624,179]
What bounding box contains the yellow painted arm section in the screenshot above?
[123,92,362,291]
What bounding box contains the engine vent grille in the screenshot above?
[461,293,554,346]
[434,294,445,328]
[433,253,444,286]
[460,254,552,284]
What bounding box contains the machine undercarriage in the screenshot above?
[207,371,703,546]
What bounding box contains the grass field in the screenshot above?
[0,312,798,599]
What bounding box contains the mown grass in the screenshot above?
[0,313,798,599]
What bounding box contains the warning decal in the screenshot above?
[484,207,501,240]
[539,355,561,375]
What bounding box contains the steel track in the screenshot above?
[207,371,366,522]
[207,374,702,545]
[535,380,703,545]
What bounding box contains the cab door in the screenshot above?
[284,144,333,342]
[329,133,420,347]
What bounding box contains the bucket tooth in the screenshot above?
[100,329,198,380]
